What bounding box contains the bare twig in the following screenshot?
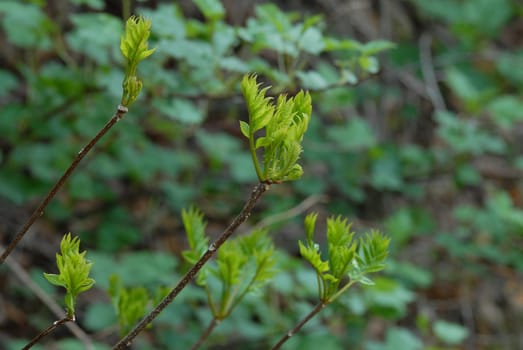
[190,318,220,350]
[419,33,447,111]
[2,247,94,349]
[0,104,129,264]
[112,183,270,349]
[250,194,328,232]
[271,302,326,350]
[23,315,73,350]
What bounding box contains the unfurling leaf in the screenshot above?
[239,120,250,138]
[299,214,389,303]
[120,16,155,69]
[120,15,155,106]
[241,74,312,183]
[184,222,278,320]
[181,207,208,265]
[43,233,95,318]
[304,212,318,243]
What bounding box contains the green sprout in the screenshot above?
[273,217,389,349]
[43,233,95,319]
[240,74,312,184]
[120,15,156,107]
[108,275,167,336]
[182,207,277,320]
[299,213,390,303]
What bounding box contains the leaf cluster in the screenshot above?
[299,213,389,303]
[120,15,155,106]
[44,233,95,318]
[182,207,277,320]
[240,74,312,183]
[181,206,209,266]
[108,275,167,336]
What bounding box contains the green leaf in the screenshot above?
[0,1,54,49]
[195,130,243,166]
[139,3,186,39]
[70,0,104,9]
[67,13,122,65]
[357,275,375,285]
[90,251,178,289]
[487,95,523,129]
[240,74,312,182]
[355,230,389,274]
[304,212,318,243]
[237,230,277,293]
[497,52,523,86]
[358,56,379,74]
[120,16,155,64]
[241,74,274,133]
[360,40,396,55]
[296,71,329,90]
[0,70,19,97]
[299,241,329,274]
[300,213,389,302]
[435,110,506,155]
[365,277,415,317]
[326,117,377,151]
[326,216,353,247]
[109,275,153,336]
[181,207,209,265]
[153,98,204,125]
[196,229,277,319]
[194,0,225,20]
[120,15,155,106]
[340,69,358,84]
[43,273,65,288]
[323,38,362,52]
[383,327,423,350]
[43,233,95,317]
[433,320,469,345]
[298,27,325,54]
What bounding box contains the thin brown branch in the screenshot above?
[2,245,94,349]
[0,104,129,264]
[23,315,73,350]
[419,33,446,111]
[250,194,328,232]
[112,183,270,349]
[271,302,326,350]
[190,318,220,350]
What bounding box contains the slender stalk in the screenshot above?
[328,280,357,303]
[249,129,264,182]
[271,302,326,350]
[0,105,129,265]
[190,318,220,350]
[122,0,131,20]
[2,245,94,349]
[23,315,73,350]
[228,262,264,313]
[112,183,270,349]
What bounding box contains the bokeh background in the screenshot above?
[1,0,523,349]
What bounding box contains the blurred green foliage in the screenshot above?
[1,0,522,349]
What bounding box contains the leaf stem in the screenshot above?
[327,280,357,303]
[189,318,220,350]
[23,315,73,350]
[249,129,264,182]
[112,183,270,349]
[0,104,129,265]
[271,302,327,350]
[228,260,265,313]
